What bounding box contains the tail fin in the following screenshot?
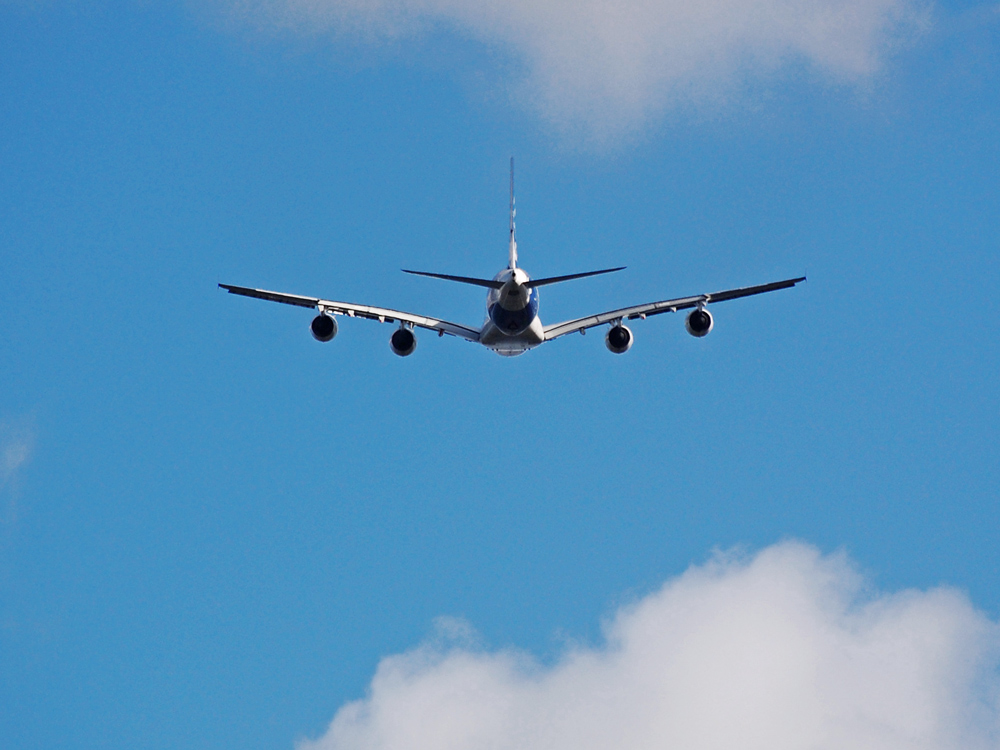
[509,157,517,270]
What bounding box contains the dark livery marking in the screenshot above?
[489,288,540,334]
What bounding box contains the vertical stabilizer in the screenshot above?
[509,157,518,270]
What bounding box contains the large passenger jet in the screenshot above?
[220,161,805,357]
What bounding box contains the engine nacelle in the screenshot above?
[390,328,417,357]
[310,313,338,342]
[685,308,713,338]
[605,324,633,354]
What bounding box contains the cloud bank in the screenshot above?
[301,542,999,750]
[232,0,928,138]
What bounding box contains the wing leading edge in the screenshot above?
[218,284,481,342]
[543,276,806,340]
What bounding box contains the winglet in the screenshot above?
[509,157,517,270]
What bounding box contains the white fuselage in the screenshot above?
[478,268,544,357]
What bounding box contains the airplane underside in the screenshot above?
[479,316,545,357]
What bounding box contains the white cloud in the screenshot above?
[1,420,34,487]
[230,0,929,139]
[300,542,1000,750]
[1,418,36,523]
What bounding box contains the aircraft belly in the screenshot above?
[479,317,544,355]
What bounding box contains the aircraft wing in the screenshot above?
[543,276,806,340]
[219,284,481,342]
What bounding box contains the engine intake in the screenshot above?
[310,313,338,342]
[390,328,417,357]
[685,308,713,338]
[605,324,633,354]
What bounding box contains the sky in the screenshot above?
[1,0,999,748]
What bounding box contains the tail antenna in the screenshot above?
[508,157,518,269]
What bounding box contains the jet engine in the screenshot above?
[390,327,417,357]
[605,324,633,354]
[685,308,713,338]
[310,313,338,342]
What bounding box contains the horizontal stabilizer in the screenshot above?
[402,266,625,289]
[524,267,625,288]
[402,270,504,289]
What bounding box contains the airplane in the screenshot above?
[220,160,805,357]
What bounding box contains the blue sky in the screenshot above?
[1,1,999,748]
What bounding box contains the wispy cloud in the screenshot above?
[301,541,999,750]
[1,417,36,523]
[1,421,33,485]
[229,0,929,140]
